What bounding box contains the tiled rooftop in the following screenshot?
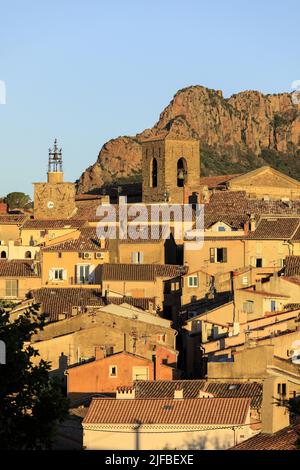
[22,219,86,229]
[200,174,241,188]
[231,424,300,450]
[30,287,155,322]
[100,263,186,282]
[133,380,262,408]
[118,225,171,244]
[246,217,300,239]
[0,260,41,277]
[83,397,251,425]
[0,214,28,225]
[284,256,300,277]
[42,228,109,252]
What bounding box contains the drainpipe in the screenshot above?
[134,421,141,451]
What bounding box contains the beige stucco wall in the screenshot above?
[244,240,291,268]
[0,224,20,243]
[41,250,108,286]
[102,279,164,307]
[118,242,165,264]
[0,276,42,300]
[184,238,245,279]
[31,308,176,374]
[83,421,251,450]
[21,227,79,246]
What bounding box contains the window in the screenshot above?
[256,258,263,268]
[151,158,158,188]
[132,366,149,381]
[277,383,287,396]
[109,365,117,377]
[171,281,180,291]
[243,300,254,314]
[218,226,226,232]
[210,247,227,263]
[5,279,18,298]
[242,276,249,286]
[131,252,144,264]
[24,250,32,259]
[1,250,7,259]
[76,264,91,284]
[228,384,240,391]
[271,300,276,312]
[49,268,66,281]
[188,275,198,287]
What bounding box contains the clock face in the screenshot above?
[47,201,55,209]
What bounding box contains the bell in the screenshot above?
[177,169,185,180]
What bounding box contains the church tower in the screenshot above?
[33,139,76,219]
[141,118,200,204]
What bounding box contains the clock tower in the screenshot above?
[33,139,76,220]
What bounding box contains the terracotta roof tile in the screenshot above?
[246,217,300,239]
[101,263,185,282]
[284,256,300,276]
[0,260,41,277]
[30,287,155,322]
[42,228,109,252]
[22,219,86,229]
[231,424,300,450]
[200,174,241,188]
[0,214,28,225]
[118,225,171,244]
[83,397,251,425]
[134,380,262,408]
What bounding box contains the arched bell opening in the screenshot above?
[177,158,187,187]
[150,158,158,188]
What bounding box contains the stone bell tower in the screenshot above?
[141,118,200,204]
[33,139,76,219]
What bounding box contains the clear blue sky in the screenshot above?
[0,0,299,197]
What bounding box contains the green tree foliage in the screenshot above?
[5,192,32,210]
[0,305,69,449]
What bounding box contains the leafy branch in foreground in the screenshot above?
[0,304,69,450]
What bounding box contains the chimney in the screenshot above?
[116,386,135,399]
[174,384,184,399]
[243,221,250,236]
[261,376,290,434]
[95,346,105,361]
[249,214,256,232]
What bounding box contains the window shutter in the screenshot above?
[223,248,227,263]
[63,269,67,281]
[250,256,256,267]
[139,252,144,264]
[209,248,215,263]
[48,269,54,281]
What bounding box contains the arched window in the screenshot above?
[151,158,158,188]
[25,251,32,259]
[1,251,7,259]
[177,158,187,187]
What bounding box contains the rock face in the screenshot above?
[77,85,300,193]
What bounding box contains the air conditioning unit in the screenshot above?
[83,252,92,260]
[95,252,105,260]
